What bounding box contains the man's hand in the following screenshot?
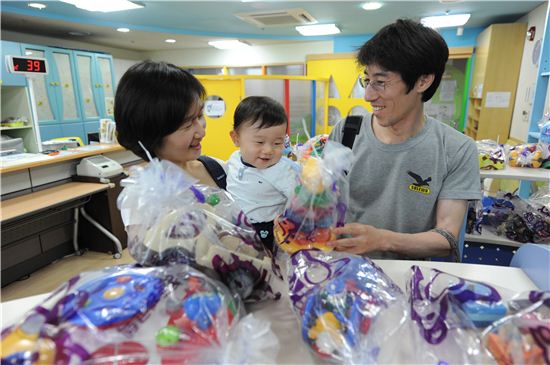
[327,223,385,254]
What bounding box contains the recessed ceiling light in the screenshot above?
[28,3,47,9]
[296,24,341,36]
[58,0,143,12]
[421,13,471,28]
[117,28,130,33]
[362,2,383,10]
[208,40,251,50]
[165,39,176,43]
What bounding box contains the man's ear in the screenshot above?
[415,74,435,93]
[229,130,240,147]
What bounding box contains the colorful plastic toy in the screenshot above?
[62,273,164,328]
[275,157,347,253]
[156,276,237,364]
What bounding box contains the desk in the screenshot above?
[0,144,125,174]
[1,182,122,286]
[1,260,538,364]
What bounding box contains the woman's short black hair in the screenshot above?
[357,19,449,102]
[233,96,287,131]
[114,60,205,160]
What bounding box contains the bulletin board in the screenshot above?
[425,57,472,132]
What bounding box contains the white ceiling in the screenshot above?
[1,1,545,51]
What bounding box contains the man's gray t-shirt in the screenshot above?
[329,112,481,258]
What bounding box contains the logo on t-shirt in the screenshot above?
[407,170,431,195]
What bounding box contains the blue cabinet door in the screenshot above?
[21,45,59,124]
[95,54,116,118]
[1,41,26,86]
[74,51,101,121]
[21,45,81,125]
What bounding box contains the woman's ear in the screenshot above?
[415,74,435,93]
[229,130,240,147]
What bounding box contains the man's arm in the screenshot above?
[328,199,467,258]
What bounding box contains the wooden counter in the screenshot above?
[1,182,110,222]
[0,144,125,174]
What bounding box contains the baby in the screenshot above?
[227,96,299,252]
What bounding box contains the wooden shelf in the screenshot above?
[479,166,550,182]
[465,230,521,247]
[0,182,110,222]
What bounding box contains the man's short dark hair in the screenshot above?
[114,60,205,160]
[358,19,449,102]
[234,96,288,130]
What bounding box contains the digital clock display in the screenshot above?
[7,56,48,74]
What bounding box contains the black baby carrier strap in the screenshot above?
[341,115,363,149]
[197,155,227,190]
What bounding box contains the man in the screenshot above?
[328,19,480,260]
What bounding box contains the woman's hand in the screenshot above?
[328,223,385,254]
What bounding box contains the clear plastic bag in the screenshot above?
[1,265,279,364]
[508,144,544,168]
[117,159,281,303]
[287,250,408,364]
[477,139,506,170]
[517,190,550,243]
[406,265,500,364]
[482,291,550,365]
[274,136,353,253]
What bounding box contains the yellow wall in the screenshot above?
[199,78,243,160]
[306,54,372,133]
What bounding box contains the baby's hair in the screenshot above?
[234,96,287,131]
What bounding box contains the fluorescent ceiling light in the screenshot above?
[208,40,251,50]
[28,3,47,9]
[117,27,130,32]
[421,13,471,28]
[362,2,383,11]
[58,0,143,12]
[296,24,340,36]
[165,39,176,43]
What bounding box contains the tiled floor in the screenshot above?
[1,249,135,302]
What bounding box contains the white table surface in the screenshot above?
[1,260,538,364]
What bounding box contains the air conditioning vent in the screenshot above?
[235,8,317,28]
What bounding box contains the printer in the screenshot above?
[76,155,123,178]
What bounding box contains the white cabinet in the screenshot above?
[1,86,40,153]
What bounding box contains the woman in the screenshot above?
[115,60,225,188]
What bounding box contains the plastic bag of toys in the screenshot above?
[287,250,409,364]
[512,191,550,243]
[538,119,550,168]
[274,135,353,254]
[118,158,281,303]
[1,265,279,365]
[405,265,504,364]
[508,143,544,168]
[478,139,506,170]
[483,291,550,365]
[478,192,516,231]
